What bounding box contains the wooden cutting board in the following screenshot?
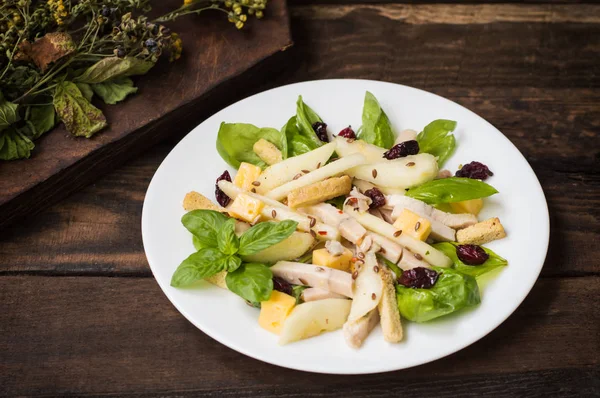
[0,0,291,229]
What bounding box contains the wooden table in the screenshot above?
[1,1,598,396]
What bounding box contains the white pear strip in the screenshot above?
[347,153,438,188]
[271,261,354,298]
[267,153,367,200]
[348,253,383,322]
[344,206,452,268]
[354,179,406,196]
[334,136,386,163]
[301,287,346,302]
[398,249,431,270]
[343,309,380,349]
[279,299,351,345]
[368,233,402,264]
[388,195,477,230]
[255,142,337,195]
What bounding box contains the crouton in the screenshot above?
[205,271,228,289]
[343,309,380,349]
[456,217,506,245]
[378,268,403,343]
[183,191,224,212]
[287,175,352,208]
[253,138,283,165]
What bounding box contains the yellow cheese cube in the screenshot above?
[258,291,296,335]
[392,209,432,241]
[312,248,353,272]
[233,162,262,192]
[227,193,264,223]
[450,199,483,216]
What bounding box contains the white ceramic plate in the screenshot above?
[142,79,549,374]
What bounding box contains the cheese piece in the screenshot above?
[253,138,283,165]
[312,248,353,272]
[233,162,262,192]
[258,291,296,335]
[227,193,264,223]
[450,199,483,216]
[392,209,432,241]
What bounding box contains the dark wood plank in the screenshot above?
[291,1,595,4]
[0,0,292,229]
[0,276,597,396]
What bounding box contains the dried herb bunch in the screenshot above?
[0,0,267,161]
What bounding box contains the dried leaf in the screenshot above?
[53,81,107,138]
[75,56,154,84]
[18,32,76,72]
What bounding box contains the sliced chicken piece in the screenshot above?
[398,249,431,270]
[271,261,353,298]
[369,233,402,264]
[378,267,403,343]
[302,287,346,302]
[344,187,372,213]
[388,195,477,229]
[394,129,418,145]
[343,309,380,349]
[303,203,368,244]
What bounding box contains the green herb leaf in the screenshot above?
[76,83,94,102]
[295,96,325,148]
[405,177,498,204]
[53,81,107,138]
[417,119,457,166]
[181,209,228,249]
[292,285,307,304]
[28,104,56,139]
[216,122,287,169]
[0,91,19,132]
[377,255,402,278]
[396,266,481,322]
[325,195,346,210]
[238,220,298,256]
[75,56,154,84]
[358,91,395,149]
[0,128,34,160]
[224,255,243,272]
[92,77,138,105]
[192,235,205,251]
[284,116,319,157]
[170,248,230,287]
[226,263,273,302]
[218,218,240,255]
[433,242,508,278]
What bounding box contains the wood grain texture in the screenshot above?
[0,0,291,229]
[0,276,598,396]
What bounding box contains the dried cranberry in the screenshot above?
[455,161,494,180]
[456,244,489,265]
[398,267,439,289]
[215,170,232,207]
[364,187,386,209]
[312,122,329,142]
[338,126,356,139]
[383,140,419,160]
[273,277,293,296]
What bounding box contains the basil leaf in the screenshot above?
[170,248,229,287]
[405,177,498,204]
[181,210,228,249]
[218,218,240,255]
[417,119,457,166]
[325,195,346,210]
[225,263,273,302]
[396,266,481,322]
[283,116,319,157]
[91,77,138,105]
[358,91,394,149]
[216,122,287,169]
[0,128,34,160]
[295,96,324,148]
[192,235,204,251]
[0,92,19,132]
[28,104,56,139]
[53,81,107,138]
[433,242,508,278]
[76,83,94,102]
[238,220,298,256]
[75,56,154,84]
[377,255,402,278]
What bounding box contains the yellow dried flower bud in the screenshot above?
[256,10,264,18]
[235,20,244,29]
[239,14,247,22]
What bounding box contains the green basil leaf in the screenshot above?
[75,56,154,84]
[295,96,325,148]
[377,255,402,278]
[238,220,298,256]
[283,115,319,157]
[417,119,457,166]
[170,248,229,287]
[433,242,507,278]
[396,266,481,322]
[0,128,34,160]
[224,255,242,272]
[76,83,94,102]
[53,81,107,138]
[225,263,273,302]
[181,209,228,249]
[0,91,19,132]
[405,177,498,204]
[216,122,287,169]
[358,91,394,149]
[28,104,56,139]
[325,195,346,210]
[192,235,204,251]
[218,218,240,255]
[91,77,138,105]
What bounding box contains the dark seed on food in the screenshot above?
[373,265,379,273]
[310,230,317,238]
[406,162,415,167]
[309,216,316,228]
[352,271,358,280]
[251,188,256,193]
[252,181,261,186]
[301,169,310,174]
[379,247,387,254]
[357,252,365,259]
[394,230,402,237]
[415,222,421,231]
[272,209,277,218]
[371,293,376,300]
[372,169,378,178]
[456,244,489,265]
[317,162,321,169]
[293,173,303,180]
[414,253,423,260]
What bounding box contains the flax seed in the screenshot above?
[271,209,277,218]
[406,162,415,167]
[301,169,310,174]
[414,253,423,260]
[415,221,421,231]
[393,230,402,237]
[371,293,376,300]
[252,181,261,186]
[372,169,378,178]
[352,271,358,280]
[293,173,303,180]
[357,252,365,260]
[373,265,379,273]
[309,216,316,228]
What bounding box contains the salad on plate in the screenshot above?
[171,92,508,348]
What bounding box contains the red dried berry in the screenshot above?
[312,122,329,143]
[383,140,420,160]
[215,170,232,207]
[398,267,440,289]
[273,277,293,296]
[338,126,356,139]
[455,161,494,180]
[456,244,489,265]
[364,187,386,209]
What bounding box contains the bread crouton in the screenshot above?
[183,191,224,212]
[287,175,352,208]
[204,271,228,289]
[343,309,380,349]
[253,138,283,165]
[378,268,403,343]
[456,217,506,245]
